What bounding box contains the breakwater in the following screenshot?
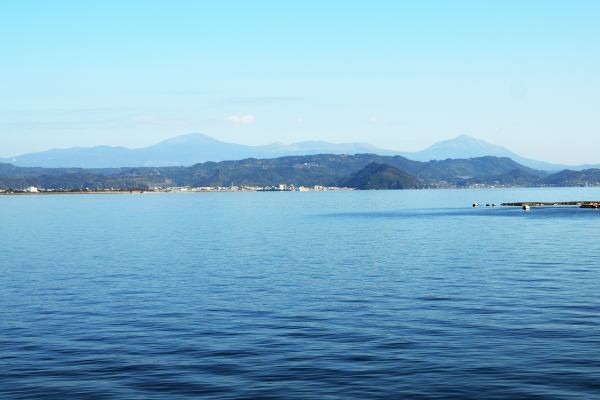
[501,201,600,208]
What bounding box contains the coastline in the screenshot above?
[0,190,148,196]
[0,187,353,196]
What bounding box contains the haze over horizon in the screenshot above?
[2,1,599,164]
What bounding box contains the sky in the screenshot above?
[1,0,599,164]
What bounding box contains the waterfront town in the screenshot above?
[0,184,354,195]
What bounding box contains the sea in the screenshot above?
[1,188,600,399]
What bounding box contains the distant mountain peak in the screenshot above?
[157,133,222,145]
[454,134,480,141]
[426,134,498,149]
[404,134,514,161]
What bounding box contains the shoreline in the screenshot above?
[0,190,148,196]
[0,188,350,196]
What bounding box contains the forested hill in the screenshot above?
[342,162,423,190]
[0,154,598,190]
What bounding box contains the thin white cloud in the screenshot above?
[226,114,255,125]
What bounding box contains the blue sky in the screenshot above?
[1,1,599,163]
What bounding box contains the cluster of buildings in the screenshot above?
[0,186,40,194]
[0,184,354,194]
[156,184,352,192]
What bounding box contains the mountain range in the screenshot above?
[2,153,599,191]
[1,133,598,171]
[0,134,394,169]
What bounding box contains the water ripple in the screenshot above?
[2,190,600,398]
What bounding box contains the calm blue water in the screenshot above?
[2,188,600,399]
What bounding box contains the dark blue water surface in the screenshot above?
[2,188,600,399]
